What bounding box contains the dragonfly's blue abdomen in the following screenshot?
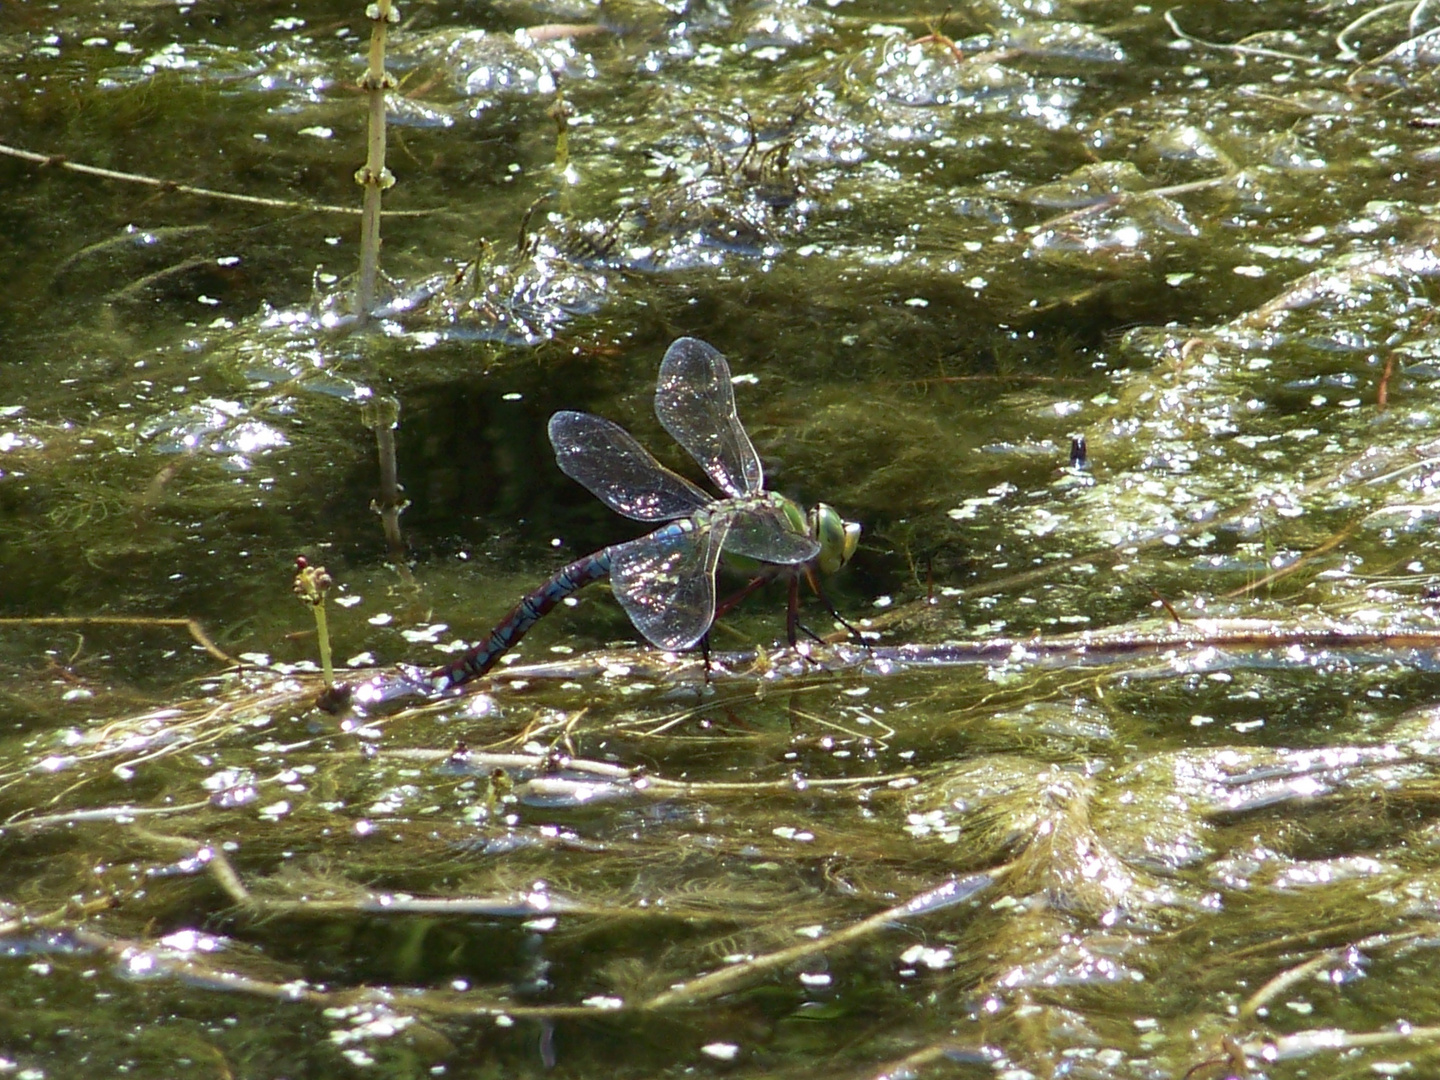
[429,550,613,690]
[427,521,695,691]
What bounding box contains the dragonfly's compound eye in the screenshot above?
[811,503,861,575]
[841,519,861,565]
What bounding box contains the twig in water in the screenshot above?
[1378,351,1396,411]
[1163,9,1318,63]
[0,615,236,665]
[1239,949,1346,1020]
[1149,587,1184,626]
[1414,0,1440,34]
[0,141,430,216]
[1346,21,1440,87]
[639,872,995,1009]
[1335,0,1418,60]
[1222,521,1358,598]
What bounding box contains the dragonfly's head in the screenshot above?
[809,502,861,576]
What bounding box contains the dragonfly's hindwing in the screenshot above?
[609,518,728,650]
[549,411,710,522]
[654,337,764,498]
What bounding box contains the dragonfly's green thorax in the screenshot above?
[719,495,861,579]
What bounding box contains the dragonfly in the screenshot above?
[427,336,861,692]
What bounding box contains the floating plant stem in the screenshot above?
[293,557,335,688]
[0,141,433,216]
[356,0,399,320]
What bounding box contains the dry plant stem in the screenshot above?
[356,0,399,320]
[1248,1023,1440,1060]
[0,615,236,665]
[864,1043,994,1080]
[45,914,1440,1046]
[60,923,603,1020]
[132,831,683,923]
[135,830,256,908]
[1221,520,1359,598]
[1239,949,1346,1020]
[1415,0,1440,34]
[0,142,429,216]
[375,411,406,561]
[1378,352,1397,410]
[380,747,917,793]
[1162,9,1317,63]
[639,872,995,1009]
[1335,0,1419,59]
[387,622,1440,689]
[7,801,212,831]
[1346,19,1440,87]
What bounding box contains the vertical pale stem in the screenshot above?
[356,0,397,321]
[312,602,334,688]
[363,396,415,585]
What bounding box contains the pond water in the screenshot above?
[5,0,1440,1076]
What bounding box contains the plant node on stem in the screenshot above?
[362,396,416,587]
[356,0,399,321]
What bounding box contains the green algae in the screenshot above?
[6,0,1440,1076]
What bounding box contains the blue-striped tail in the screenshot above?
[428,549,614,690]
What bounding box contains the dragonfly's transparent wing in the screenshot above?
[609,520,728,650]
[654,337,764,498]
[719,500,821,565]
[549,411,710,522]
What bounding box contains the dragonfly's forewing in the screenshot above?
[654,337,764,498]
[549,411,711,522]
[609,520,728,650]
[720,500,821,565]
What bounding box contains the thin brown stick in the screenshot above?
[523,22,610,42]
[1149,587,1185,626]
[1239,950,1343,1020]
[1252,1022,1440,1059]
[0,616,237,665]
[639,872,995,1009]
[1163,9,1317,63]
[1221,522,1358,598]
[6,801,212,831]
[1335,0,1416,60]
[62,923,619,1019]
[0,141,431,216]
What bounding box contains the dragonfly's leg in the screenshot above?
[810,573,867,646]
[788,575,834,661]
[786,575,800,647]
[714,571,775,622]
[796,620,827,646]
[700,631,713,681]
